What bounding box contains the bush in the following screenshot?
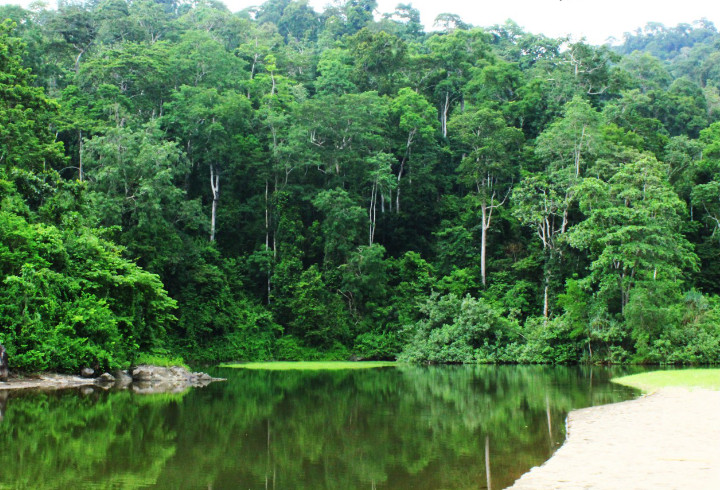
[398,293,519,363]
[353,331,400,360]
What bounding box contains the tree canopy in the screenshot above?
[1,2,719,369]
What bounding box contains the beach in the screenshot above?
[509,388,720,489]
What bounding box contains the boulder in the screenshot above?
[97,373,116,384]
[113,370,133,388]
[129,365,223,394]
[80,367,95,378]
[0,344,8,382]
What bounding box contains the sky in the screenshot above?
[240,0,719,44]
[3,0,719,45]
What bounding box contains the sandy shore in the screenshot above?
[508,388,720,489]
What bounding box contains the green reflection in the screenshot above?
[0,366,638,489]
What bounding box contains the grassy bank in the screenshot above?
[612,369,720,392]
[219,361,397,370]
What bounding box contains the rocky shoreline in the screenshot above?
[0,365,225,395]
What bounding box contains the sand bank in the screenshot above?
[509,388,720,489]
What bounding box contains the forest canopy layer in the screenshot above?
[1,0,720,370]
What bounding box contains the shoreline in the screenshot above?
[0,365,224,393]
[508,387,720,489]
[0,373,97,392]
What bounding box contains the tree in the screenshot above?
[347,28,408,95]
[0,20,65,173]
[365,152,395,244]
[54,3,97,73]
[163,86,252,243]
[78,40,172,123]
[314,48,356,95]
[389,87,436,212]
[83,122,202,273]
[512,174,567,317]
[344,0,377,35]
[312,188,365,265]
[450,107,523,287]
[422,29,492,138]
[535,96,603,179]
[399,293,517,363]
[380,4,424,40]
[295,91,389,183]
[568,154,698,314]
[691,123,720,238]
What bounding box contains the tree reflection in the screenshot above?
[0,366,637,489]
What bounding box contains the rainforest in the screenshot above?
[1,0,720,372]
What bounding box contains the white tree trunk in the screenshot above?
[441,92,450,138]
[210,164,220,242]
[481,201,488,287]
[78,129,84,182]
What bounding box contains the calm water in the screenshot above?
[0,365,639,489]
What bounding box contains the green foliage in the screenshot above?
[1,1,720,370]
[0,176,176,372]
[0,20,66,173]
[399,293,520,363]
[569,154,698,313]
[517,316,584,364]
[312,188,365,265]
[135,350,189,369]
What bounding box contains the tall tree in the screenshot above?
[568,154,698,314]
[450,107,523,287]
[163,86,252,242]
[0,20,65,173]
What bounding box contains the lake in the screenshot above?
[0,365,639,489]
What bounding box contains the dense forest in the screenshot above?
[1,0,720,371]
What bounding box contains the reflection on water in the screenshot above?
[0,366,639,489]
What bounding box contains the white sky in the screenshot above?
[232,0,720,44]
[3,0,719,44]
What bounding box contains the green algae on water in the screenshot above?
[219,361,396,370]
[613,368,720,392]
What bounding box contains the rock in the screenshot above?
[0,344,9,382]
[81,367,95,378]
[97,373,116,384]
[113,370,133,388]
[80,386,94,395]
[132,381,190,395]
[129,364,224,393]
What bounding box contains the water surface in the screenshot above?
[0,365,639,489]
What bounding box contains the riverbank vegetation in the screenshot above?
[1,1,720,371]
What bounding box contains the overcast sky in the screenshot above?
[235,0,719,44]
[3,0,719,44]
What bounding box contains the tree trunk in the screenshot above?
[441,92,450,138]
[485,436,492,490]
[265,180,270,252]
[209,164,220,242]
[481,201,488,287]
[78,129,84,182]
[574,125,586,178]
[395,176,401,213]
[369,180,377,245]
[74,49,85,74]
